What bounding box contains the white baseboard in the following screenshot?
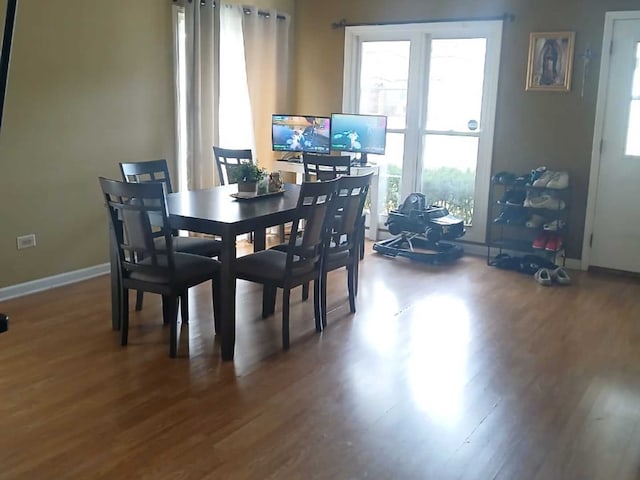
[0,263,110,301]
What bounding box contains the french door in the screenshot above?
[343,21,503,242]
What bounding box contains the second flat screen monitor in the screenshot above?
[330,113,387,155]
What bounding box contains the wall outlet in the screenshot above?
[16,233,36,250]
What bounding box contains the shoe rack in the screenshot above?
[486,175,570,266]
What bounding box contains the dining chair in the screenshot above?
[212,146,255,185]
[99,177,221,358]
[119,159,222,318]
[234,178,340,349]
[320,173,373,329]
[302,153,351,182]
[302,152,367,261]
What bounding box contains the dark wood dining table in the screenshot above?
[109,183,301,361]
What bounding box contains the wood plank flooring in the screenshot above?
[1,243,640,479]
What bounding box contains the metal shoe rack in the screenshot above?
[486,179,570,266]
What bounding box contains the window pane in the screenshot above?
[359,41,410,129]
[626,100,640,156]
[421,135,478,225]
[426,39,487,132]
[375,133,405,215]
[632,43,640,97]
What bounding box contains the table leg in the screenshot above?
[253,227,266,252]
[367,172,380,241]
[219,229,237,361]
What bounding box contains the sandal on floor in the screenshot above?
[551,267,571,285]
[534,268,553,286]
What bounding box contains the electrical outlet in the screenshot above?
[16,233,36,250]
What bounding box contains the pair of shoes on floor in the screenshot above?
[532,232,563,251]
[534,267,571,286]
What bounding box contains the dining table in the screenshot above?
[109,183,302,361]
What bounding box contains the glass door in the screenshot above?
[343,21,502,243]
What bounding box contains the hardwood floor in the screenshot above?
[1,243,640,479]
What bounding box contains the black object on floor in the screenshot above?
[0,313,8,333]
[488,253,556,275]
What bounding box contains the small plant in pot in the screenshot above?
[235,163,267,194]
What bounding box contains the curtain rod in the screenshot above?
[172,1,286,20]
[332,12,514,29]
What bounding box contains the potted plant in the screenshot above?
[235,163,267,194]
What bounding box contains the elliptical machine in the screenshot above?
[373,193,465,264]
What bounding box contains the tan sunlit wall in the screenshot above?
[293,0,639,259]
[0,0,176,288]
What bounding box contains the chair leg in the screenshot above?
[282,288,291,349]
[212,279,221,334]
[347,264,356,314]
[161,295,170,324]
[262,285,277,318]
[302,282,310,301]
[135,290,144,311]
[121,288,129,346]
[321,271,328,329]
[279,224,285,243]
[166,296,179,358]
[180,292,189,323]
[354,251,360,297]
[313,278,322,332]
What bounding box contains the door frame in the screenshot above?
[582,10,640,270]
[342,20,503,243]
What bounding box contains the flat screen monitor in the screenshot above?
[330,113,387,156]
[271,114,331,155]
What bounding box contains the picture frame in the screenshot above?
[526,31,575,92]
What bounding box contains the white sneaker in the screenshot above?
[527,194,566,210]
[543,219,566,231]
[526,214,545,228]
[546,171,569,189]
[551,267,571,285]
[532,170,555,187]
[534,268,553,286]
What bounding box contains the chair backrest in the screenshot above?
[119,159,174,194]
[302,153,351,182]
[213,146,255,185]
[326,173,373,256]
[285,179,340,276]
[99,177,177,281]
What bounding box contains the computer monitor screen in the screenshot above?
[330,113,387,155]
[271,115,331,155]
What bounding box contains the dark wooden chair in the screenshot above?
[302,153,351,182]
[302,153,367,261]
[320,173,373,328]
[99,177,221,357]
[119,159,222,317]
[234,179,340,349]
[212,147,255,185]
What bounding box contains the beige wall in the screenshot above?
[293,0,640,258]
[0,0,175,287]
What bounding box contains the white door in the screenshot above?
[343,21,502,243]
[589,16,640,272]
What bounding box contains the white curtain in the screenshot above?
[173,0,217,190]
[242,7,291,170]
[219,5,255,153]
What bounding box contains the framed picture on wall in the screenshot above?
[526,31,575,92]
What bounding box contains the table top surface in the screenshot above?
[166,183,301,227]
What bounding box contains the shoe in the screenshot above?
[527,166,548,186]
[506,209,528,226]
[498,189,526,205]
[526,214,545,228]
[532,170,555,187]
[493,209,512,224]
[546,171,569,189]
[492,171,516,184]
[543,219,566,231]
[545,234,563,252]
[551,267,571,285]
[532,232,548,249]
[526,194,566,210]
[534,268,553,286]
